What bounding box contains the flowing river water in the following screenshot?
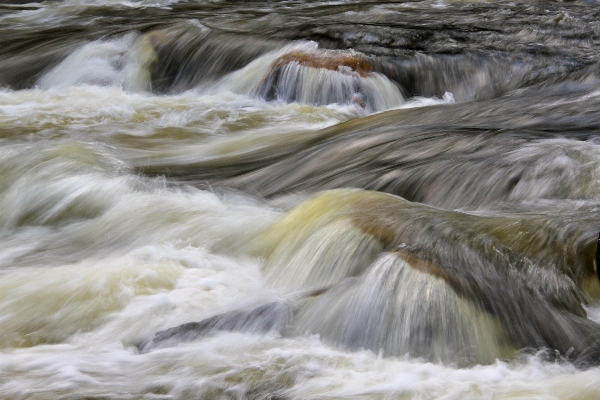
[2,0,600,399]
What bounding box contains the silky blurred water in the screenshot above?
[1,1,600,399]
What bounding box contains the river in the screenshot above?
[1,0,600,399]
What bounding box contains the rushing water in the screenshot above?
[2,0,600,399]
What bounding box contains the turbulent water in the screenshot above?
[2,0,600,399]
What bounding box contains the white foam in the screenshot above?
[37,33,154,92]
[586,304,600,324]
[0,327,598,399]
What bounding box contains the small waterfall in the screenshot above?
[243,190,600,365]
[221,43,405,112]
[37,33,156,92]
[144,189,600,365]
[144,188,600,364]
[294,252,510,365]
[261,218,383,291]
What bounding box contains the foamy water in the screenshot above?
[0,83,597,399]
[2,1,600,399]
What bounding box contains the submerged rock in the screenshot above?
[268,51,374,77]
[250,48,404,112]
[144,190,600,366]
